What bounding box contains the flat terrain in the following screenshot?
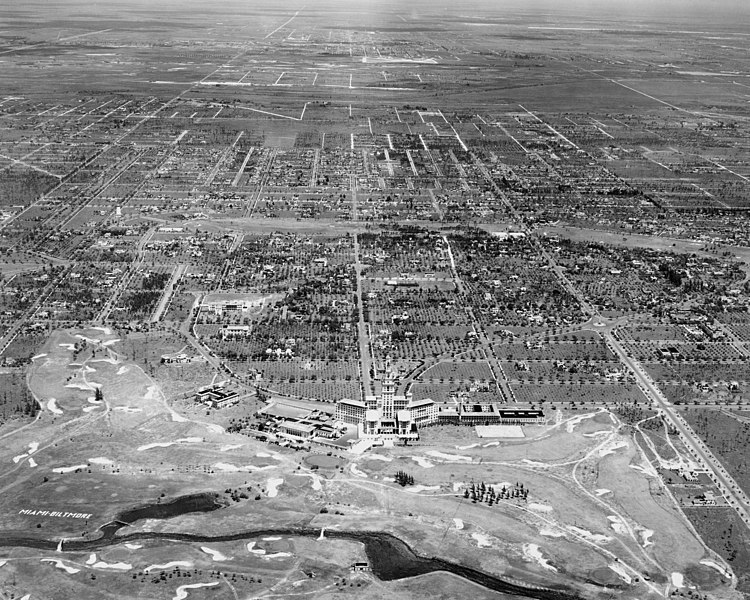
[0,0,750,598]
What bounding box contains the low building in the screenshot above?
[196,384,240,409]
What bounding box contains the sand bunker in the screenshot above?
[350,464,368,478]
[113,407,142,413]
[46,398,63,415]
[266,478,284,497]
[13,442,39,463]
[539,526,565,538]
[137,442,175,451]
[700,559,731,578]
[200,547,230,562]
[565,412,599,433]
[523,544,557,572]
[220,444,243,452]
[52,464,88,474]
[426,451,471,462]
[408,485,440,493]
[639,529,654,547]
[89,457,113,465]
[125,543,143,550]
[453,518,464,530]
[41,559,80,574]
[365,454,392,462]
[607,515,628,535]
[528,503,553,513]
[471,532,492,548]
[608,562,632,584]
[411,456,434,468]
[173,582,219,600]
[671,573,684,588]
[595,488,611,496]
[568,526,612,544]
[146,561,193,572]
[246,542,266,555]
[28,458,37,468]
[599,439,628,457]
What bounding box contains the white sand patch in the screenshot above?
[213,463,241,472]
[87,396,102,404]
[83,406,99,413]
[59,343,76,351]
[350,464,368,478]
[145,561,193,572]
[176,437,203,443]
[583,430,610,437]
[629,461,658,478]
[256,452,273,458]
[89,457,113,465]
[220,444,243,452]
[539,527,565,538]
[471,532,493,548]
[483,441,500,447]
[144,386,161,401]
[426,450,471,462]
[173,582,219,600]
[13,442,39,464]
[609,562,632,584]
[125,543,143,550]
[700,559,731,578]
[411,456,434,468]
[83,366,96,374]
[263,552,292,559]
[599,439,628,457]
[0,560,6,567]
[86,553,97,565]
[116,366,129,375]
[595,488,611,496]
[74,335,100,344]
[408,485,440,493]
[528,503,553,513]
[102,339,120,346]
[640,529,654,547]
[47,398,63,415]
[607,515,628,535]
[263,536,282,541]
[246,542,266,555]
[305,473,323,490]
[28,458,37,468]
[41,559,80,574]
[89,326,112,335]
[52,464,88,474]
[266,477,284,497]
[137,442,175,451]
[65,382,94,391]
[456,443,479,450]
[171,411,188,423]
[90,357,118,364]
[365,454,392,462]
[671,573,684,588]
[523,544,557,572]
[113,407,141,413]
[200,547,231,562]
[568,526,612,544]
[452,482,465,492]
[31,353,47,361]
[453,518,464,530]
[204,423,224,434]
[565,411,599,433]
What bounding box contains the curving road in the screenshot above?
[603,330,750,527]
